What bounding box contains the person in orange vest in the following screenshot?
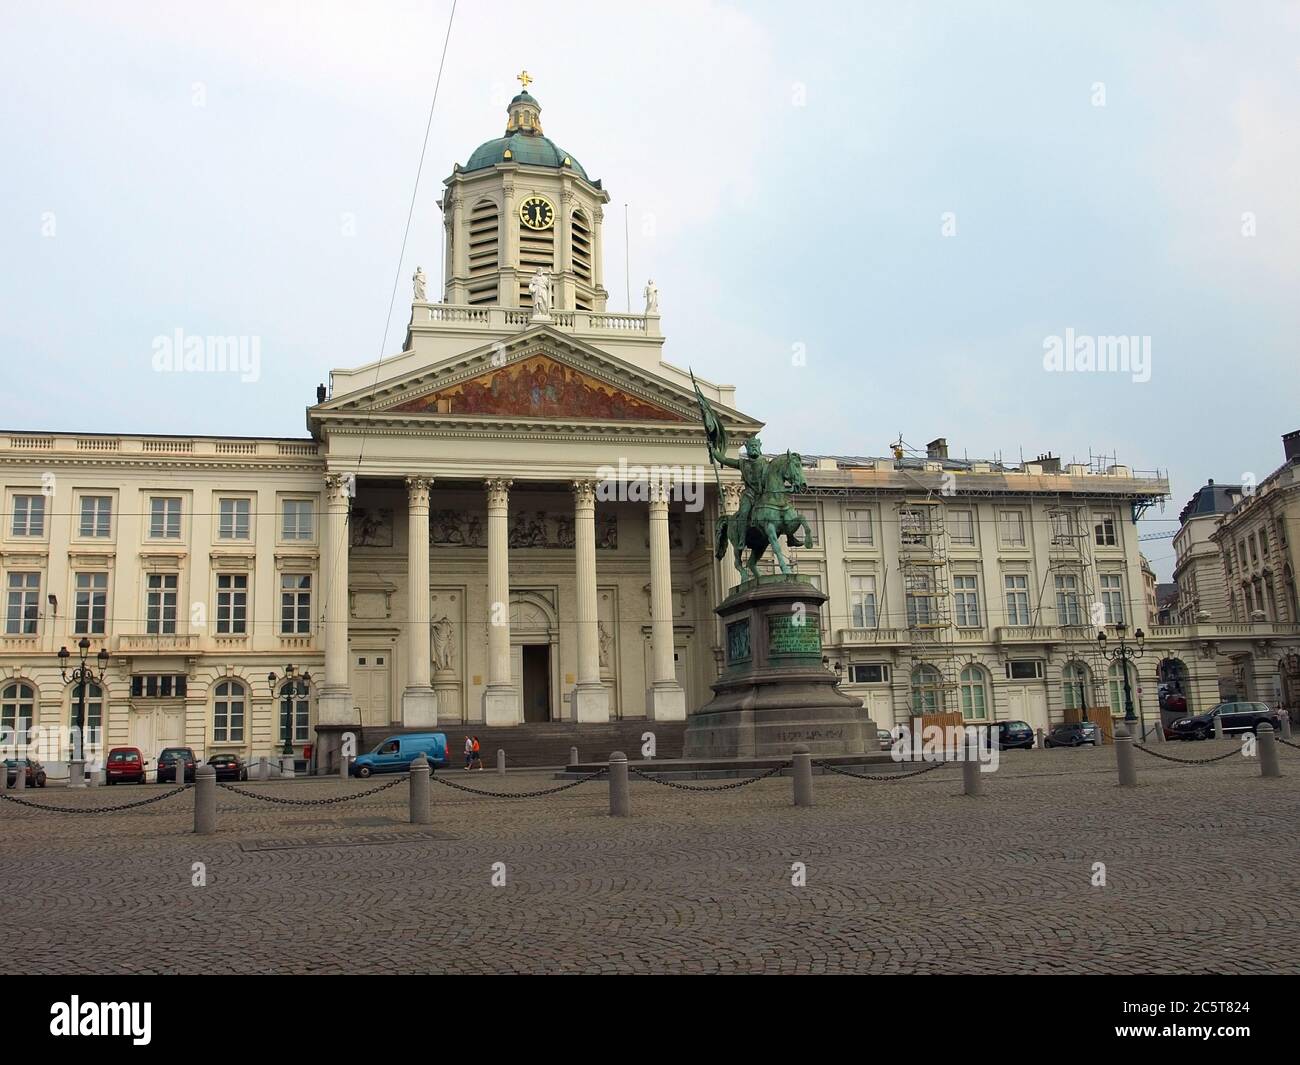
[471,735,483,771]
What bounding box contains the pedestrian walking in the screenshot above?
[463,735,474,771]
[471,735,483,771]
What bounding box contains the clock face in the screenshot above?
[519,195,555,230]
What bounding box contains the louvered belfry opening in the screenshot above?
[466,198,499,305]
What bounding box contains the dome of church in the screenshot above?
[461,86,591,181]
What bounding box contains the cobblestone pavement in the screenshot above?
[3,743,1298,974]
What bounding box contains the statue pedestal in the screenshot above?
[683,577,873,759]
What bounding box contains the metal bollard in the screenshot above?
[569,745,579,766]
[1281,715,1293,741]
[408,753,432,825]
[258,756,269,782]
[1035,727,1045,750]
[1152,718,1165,743]
[792,744,814,807]
[1214,715,1225,740]
[88,764,99,787]
[608,751,630,817]
[338,753,350,781]
[13,762,25,791]
[1258,724,1281,779]
[962,739,982,796]
[497,749,506,777]
[193,764,216,835]
[1114,725,1137,787]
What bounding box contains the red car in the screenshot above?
[105,747,148,784]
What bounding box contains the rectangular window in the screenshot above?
[905,571,935,627]
[1050,511,1076,545]
[213,688,245,743]
[954,574,980,627]
[11,494,45,537]
[218,498,251,540]
[1093,512,1117,547]
[849,664,889,684]
[145,574,178,635]
[131,674,187,698]
[1100,573,1124,625]
[1055,574,1082,626]
[282,499,314,541]
[844,509,872,546]
[73,572,108,635]
[1004,575,1030,626]
[79,496,113,538]
[280,574,312,635]
[948,509,974,545]
[5,572,40,635]
[149,497,182,539]
[900,507,929,547]
[997,511,1025,547]
[216,574,248,635]
[849,575,876,628]
[1006,660,1044,680]
[796,508,819,547]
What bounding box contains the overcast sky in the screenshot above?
[3,1,1298,579]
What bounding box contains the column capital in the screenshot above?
[722,483,744,512]
[325,473,354,506]
[648,481,671,509]
[572,479,598,510]
[405,475,434,506]
[485,478,513,509]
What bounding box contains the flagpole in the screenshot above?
[690,367,725,501]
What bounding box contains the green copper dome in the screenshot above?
[464,133,589,179]
[460,82,592,181]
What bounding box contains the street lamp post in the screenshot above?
[58,637,110,789]
[1097,623,1146,734]
[1065,651,1090,722]
[268,664,312,763]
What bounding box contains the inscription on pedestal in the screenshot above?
[768,614,822,657]
[726,619,751,664]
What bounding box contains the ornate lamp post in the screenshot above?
[268,665,312,758]
[1064,650,1090,722]
[1097,624,1145,727]
[58,637,110,789]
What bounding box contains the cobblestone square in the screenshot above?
[3,745,1298,975]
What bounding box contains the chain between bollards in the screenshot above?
[193,764,216,834]
[792,745,813,807]
[409,753,432,824]
[1115,724,1137,787]
[608,751,630,817]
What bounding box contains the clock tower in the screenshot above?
[441,72,610,312]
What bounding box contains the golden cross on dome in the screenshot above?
[516,69,533,92]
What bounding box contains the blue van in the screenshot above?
[351,732,448,777]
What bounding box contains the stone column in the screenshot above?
[448,194,465,303]
[401,476,437,726]
[572,480,610,722]
[483,478,520,725]
[316,474,355,764]
[648,482,686,720]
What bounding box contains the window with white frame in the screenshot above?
[1108,660,1134,716]
[910,664,942,714]
[849,575,877,628]
[216,574,248,635]
[844,509,872,546]
[282,499,314,541]
[73,572,108,635]
[900,507,929,547]
[279,680,311,744]
[280,574,312,635]
[1100,573,1124,625]
[959,666,989,720]
[1054,574,1082,625]
[948,509,974,545]
[1006,660,1044,680]
[954,574,980,627]
[5,572,40,635]
[849,663,889,684]
[795,508,819,547]
[997,510,1025,547]
[149,496,182,539]
[79,496,113,538]
[1062,661,1091,710]
[905,571,935,627]
[218,498,251,540]
[213,680,246,742]
[70,682,104,738]
[11,494,45,537]
[145,573,178,635]
[1093,512,1117,547]
[1004,574,1031,625]
[1,682,35,743]
[1049,511,1076,545]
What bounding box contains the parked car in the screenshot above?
[3,757,46,787]
[878,727,896,752]
[157,747,198,783]
[1168,701,1283,741]
[351,733,448,777]
[207,753,247,781]
[1044,721,1101,748]
[986,720,1036,750]
[105,747,148,784]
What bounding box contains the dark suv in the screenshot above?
[986,720,1036,750]
[157,747,198,783]
[1169,701,1282,741]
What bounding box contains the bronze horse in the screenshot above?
[715,451,813,581]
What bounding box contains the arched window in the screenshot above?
[1,682,34,745]
[1108,661,1135,717]
[911,664,941,715]
[959,666,989,720]
[213,680,246,743]
[279,681,311,746]
[1062,662,1092,711]
[69,682,104,746]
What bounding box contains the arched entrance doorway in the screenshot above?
[510,593,559,723]
[1156,657,1191,719]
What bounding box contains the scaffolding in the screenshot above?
[1043,502,1103,711]
[898,498,960,716]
